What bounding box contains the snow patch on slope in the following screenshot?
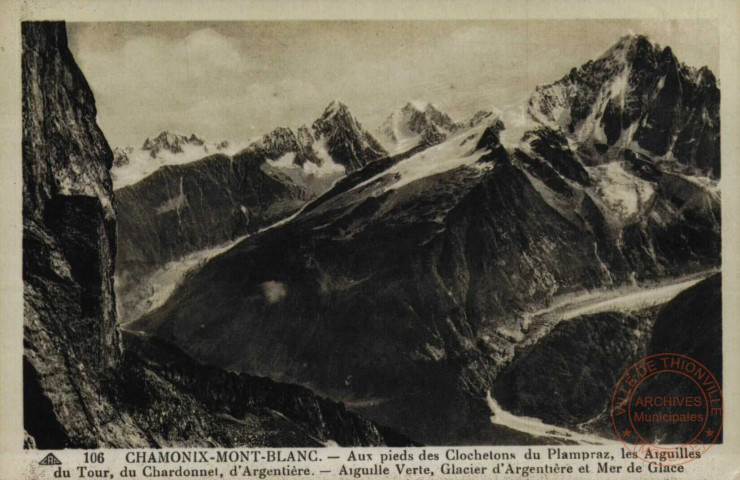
[155,192,186,215]
[267,152,297,169]
[113,141,244,188]
[117,237,245,324]
[386,112,424,154]
[265,141,345,195]
[354,123,494,194]
[310,138,347,176]
[554,276,705,321]
[588,162,655,220]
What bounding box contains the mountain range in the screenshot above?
[114,100,391,323]
[111,132,237,188]
[112,100,387,190]
[24,23,722,449]
[129,33,721,444]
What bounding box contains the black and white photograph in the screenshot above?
[3,1,740,479]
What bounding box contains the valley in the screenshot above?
[484,271,716,443]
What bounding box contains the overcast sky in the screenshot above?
[67,20,718,148]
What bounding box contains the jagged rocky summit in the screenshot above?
[377,101,502,153]
[142,131,212,157]
[529,34,720,177]
[111,132,235,187]
[240,100,388,192]
[23,20,410,449]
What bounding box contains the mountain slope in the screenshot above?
[529,34,720,177]
[514,126,720,283]
[114,151,309,322]
[132,120,618,443]
[114,101,388,323]
[492,309,658,429]
[649,273,721,380]
[22,20,409,449]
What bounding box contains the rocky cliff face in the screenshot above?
[529,34,720,177]
[23,21,409,449]
[23,21,128,447]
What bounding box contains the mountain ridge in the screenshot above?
[112,101,387,190]
[377,101,503,153]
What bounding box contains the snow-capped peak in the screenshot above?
[312,101,387,173]
[322,100,351,119]
[407,100,430,111]
[377,102,499,154]
[112,132,240,188]
[142,131,215,157]
[526,33,719,177]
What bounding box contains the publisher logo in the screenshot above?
[39,453,62,466]
[611,353,723,465]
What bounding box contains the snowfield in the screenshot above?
[353,122,494,194]
[588,161,656,220]
[378,101,436,154]
[112,141,245,188]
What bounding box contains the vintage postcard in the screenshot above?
[1,0,739,479]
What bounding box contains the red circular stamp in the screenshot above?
[611,353,723,466]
